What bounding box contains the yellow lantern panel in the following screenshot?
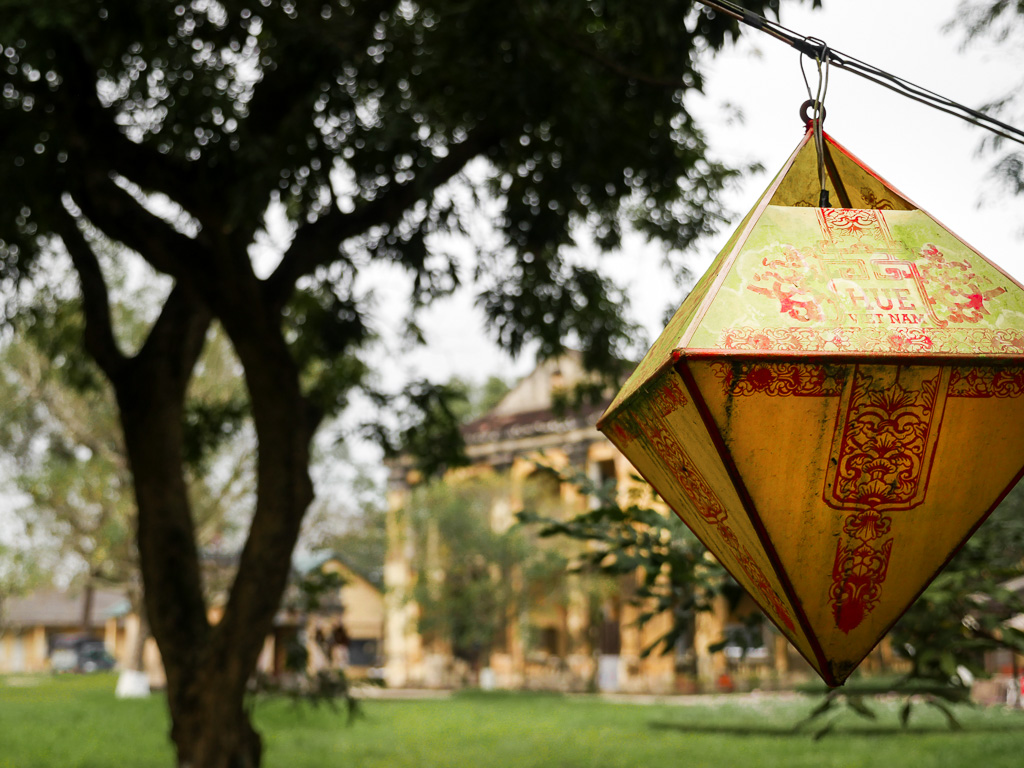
[686,359,1024,684]
[603,365,820,675]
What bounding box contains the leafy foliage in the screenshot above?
[794,678,972,738]
[950,2,1024,201]
[367,374,512,481]
[403,475,568,666]
[0,282,253,594]
[368,379,473,480]
[0,0,811,376]
[890,481,1024,688]
[519,468,739,659]
[0,303,136,591]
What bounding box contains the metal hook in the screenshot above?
[799,45,832,208]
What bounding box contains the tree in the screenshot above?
[519,468,738,664]
[0,540,43,607]
[0,299,137,634]
[402,474,568,675]
[952,2,1024,199]
[0,2,814,765]
[0,270,252,652]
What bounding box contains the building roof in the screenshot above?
[292,550,383,590]
[486,352,614,416]
[460,351,615,452]
[2,588,127,629]
[462,401,608,447]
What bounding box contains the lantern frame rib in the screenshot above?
[674,356,837,683]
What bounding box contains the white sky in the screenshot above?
[366,0,1024,393]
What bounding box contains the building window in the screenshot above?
[348,639,379,667]
[722,622,770,662]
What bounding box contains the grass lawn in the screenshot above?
[2,674,1024,767]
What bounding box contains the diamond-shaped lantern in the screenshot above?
[598,128,1024,686]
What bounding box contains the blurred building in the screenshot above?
[272,553,386,679]
[0,588,160,680]
[0,554,384,684]
[383,352,837,693]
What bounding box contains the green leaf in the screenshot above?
[812,721,835,741]
[899,700,912,728]
[926,697,963,731]
[845,695,876,721]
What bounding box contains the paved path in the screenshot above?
[356,687,453,700]
[356,687,809,706]
[571,690,809,707]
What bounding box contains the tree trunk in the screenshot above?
[120,378,265,767]
[168,674,262,768]
[110,282,318,768]
[80,579,95,636]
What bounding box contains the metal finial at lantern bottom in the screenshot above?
[598,127,1024,686]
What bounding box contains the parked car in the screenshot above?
[50,636,116,673]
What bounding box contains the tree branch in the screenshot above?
[70,177,208,288]
[238,0,393,148]
[134,285,214,389]
[264,128,497,306]
[117,285,214,677]
[198,317,319,692]
[53,209,127,379]
[49,31,212,221]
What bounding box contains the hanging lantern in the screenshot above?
[598,127,1024,686]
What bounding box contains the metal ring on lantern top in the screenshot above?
[799,98,826,127]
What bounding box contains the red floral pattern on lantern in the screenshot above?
[948,366,1024,398]
[823,368,945,633]
[747,245,827,323]
[718,211,1016,353]
[647,432,729,527]
[651,377,689,416]
[712,362,845,398]
[816,208,895,245]
[830,539,894,634]
[916,244,1007,324]
[706,360,1023,635]
[827,371,941,511]
[608,417,637,447]
[719,326,1024,354]
[842,510,892,542]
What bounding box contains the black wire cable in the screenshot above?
[695,0,1024,147]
